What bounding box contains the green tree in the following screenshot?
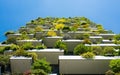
[110,59,120,73]
[74,44,91,55]
[31,58,51,74]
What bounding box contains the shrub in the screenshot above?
[110,59,120,73]
[31,69,47,75]
[35,26,43,32]
[55,24,64,30]
[83,39,92,44]
[74,44,91,55]
[22,43,34,50]
[6,37,17,44]
[28,52,38,61]
[10,44,19,51]
[91,46,103,55]
[31,58,51,74]
[55,40,67,53]
[13,47,28,56]
[5,31,14,36]
[0,47,5,54]
[81,52,95,59]
[103,47,115,56]
[47,30,57,36]
[0,55,10,65]
[105,70,115,75]
[36,44,46,49]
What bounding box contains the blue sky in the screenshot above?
[0,0,120,42]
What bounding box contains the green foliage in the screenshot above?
[74,44,91,55]
[10,44,19,51]
[81,52,95,59]
[62,26,71,32]
[0,55,10,65]
[22,42,34,50]
[31,58,51,74]
[91,46,103,55]
[31,69,47,75]
[28,52,38,61]
[0,46,11,54]
[114,34,120,40]
[5,31,15,36]
[83,39,92,44]
[13,47,28,56]
[6,36,17,44]
[19,31,29,40]
[103,47,115,56]
[105,70,115,75]
[36,44,46,49]
[0,47,5,54]
[110,59,120,73]
[55,40,67,53]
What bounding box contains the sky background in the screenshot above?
[0,0,120,42]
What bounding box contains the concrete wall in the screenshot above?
[99,34,116,39]
[7,34,34,39]
[16,40,42,46]
[28,49,64,64]
[43,36,62,48]
[67,31,93,39]
[10,56,32,74]
[34,32,43,40]
[59,56,120,74]
[62,40,83,52]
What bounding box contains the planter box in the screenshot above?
[85,44,120,48]
[102,40,114,44]
[34,32,43,40]
[4,50,14,55]
[59,56,120,74]
[0,44,11,47]
[7,34,34,39]
[16,40,42,46]
[28,49,64,64]
[99,34,116,39]
[43,36,62,48]
[89,36,102,44]
[67,31,93,39]
[10,56,32,74]
[62,39,83,52]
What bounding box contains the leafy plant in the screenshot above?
[0,47,5,54]
[83,39,92,44]
[103,47,115,56]
[27,52,38,61]
[6,36,17,44]
[22,42,34,50]
[81,52,95,59]
[35,26,43,32]
[55,40,67,53]
[110,59,120,73]
[47,30,57,36]
[31,58,51,74]
[10,44,19,51]
[55,24,64,30]
[105,70,115,75]
[91,46,103,55]
[36,44,46,49]
[5,31,15,36]
[13,47,28,56]
[74,44,91,55]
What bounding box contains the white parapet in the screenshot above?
[59,56,120,74]
[62,39,83,52]
[28,49,64,64]
[10,56,32,74]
